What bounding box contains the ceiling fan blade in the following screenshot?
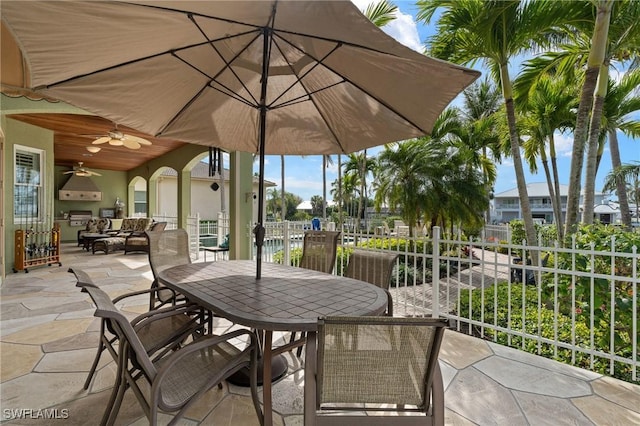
[108,138,124,146]
[93,136,111,145]
[63,170,75,174]
[126,134,152,146]
[123,139,141,149]
[87,170,102,176]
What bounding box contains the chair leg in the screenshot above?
[296,332,306,357]
[84,321,107,390]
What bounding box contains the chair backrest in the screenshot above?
[299,231,341,274]
[315,316,447,413]
[147,228,191,280]
[345,250,398,290]
[84,285,157,380]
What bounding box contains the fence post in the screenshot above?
[283,221,291,266]
[432,226,440,318]
[195,212,201,260]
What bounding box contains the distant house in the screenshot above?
[493,182,612,224]
[137,162,275,223]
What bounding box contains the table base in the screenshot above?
[227,354,288,387]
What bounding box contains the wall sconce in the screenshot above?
[245,192,257,202]
[86,146,101,153]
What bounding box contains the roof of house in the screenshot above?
[494,182,569,198]
[160,161,275,186]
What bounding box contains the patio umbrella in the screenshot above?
[1,1,480,278]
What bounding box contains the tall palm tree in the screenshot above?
[280,155,286,220]
[460,78,503,223]
[597,70,640,228]
[603,162,640,224]
[580,0,639,224]
[516,73,578,239]
[417,0,584,252]
[343,152,376,231]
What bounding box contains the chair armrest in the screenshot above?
[112,287,180,304]
[129,302,201,328]
[152,329,258,385]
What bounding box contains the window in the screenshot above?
[134,190,147,215]
[14,146,44,223]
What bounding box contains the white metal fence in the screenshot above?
[251,221,639,383]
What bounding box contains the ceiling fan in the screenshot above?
[63,162,102,177]
[88,125,152,150]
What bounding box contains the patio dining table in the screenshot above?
[157,260,388,426]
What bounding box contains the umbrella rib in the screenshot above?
[187,14,261,107]
[267,37,342,110]
[275,32,430,136]
[270,81,345,110]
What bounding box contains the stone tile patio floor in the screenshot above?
[1,244,639,425]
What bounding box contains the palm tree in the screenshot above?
[460,78,503,223]
[280,155,286,220]
[516,73,578,239]
[579,0,639,225]
[343,152,376,231]
[417,0,584,252]
[603,162,640,224]
[597,70,640,228]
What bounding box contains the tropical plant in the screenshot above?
[417,0,585,259]
[603,162,640,223]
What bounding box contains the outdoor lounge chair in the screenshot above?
[345,249,398,316]
[305,316,448,426]
[70,268,204,391]
[82,284,262,426]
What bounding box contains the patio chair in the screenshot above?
[305,316,448,426]
[70,268,205,391]
[83,284,262,426]
[298,230,341,273]
[147,228,191,310]
[123,221,167,254]
[290,230,341,351]
[345,249,398,316]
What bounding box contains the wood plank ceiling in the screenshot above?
[8,113,188,172]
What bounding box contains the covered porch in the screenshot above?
[1,244,638,425]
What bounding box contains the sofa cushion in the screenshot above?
[120,218,138,232]
[96,218,111,233]
[85,218,98,233]
[134,217,153,232]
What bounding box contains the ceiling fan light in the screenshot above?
[86,146,101,153]
[76,171,91,177]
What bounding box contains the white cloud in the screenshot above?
[554,132,573,158]
[382,11,422,52]
[351,0,422,53]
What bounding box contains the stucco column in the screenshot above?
[177,168,191,230]
[229,151,253,260]
[147,178,158,217]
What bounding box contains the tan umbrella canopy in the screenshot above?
[2,0,480,277]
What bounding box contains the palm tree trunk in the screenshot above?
[322,156,327,221]
[540,149,559,232]
[501,64,537,257]
[280,155,286,221]
[582,63,610,224]
[609,129,632,229]
[549,133,564,240]
[566,0,612,233]
[338,154,343,228]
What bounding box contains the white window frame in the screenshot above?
[14,145,44,224]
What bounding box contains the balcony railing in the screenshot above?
[250,221,639,384]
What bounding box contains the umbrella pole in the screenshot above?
[254,26,272,280]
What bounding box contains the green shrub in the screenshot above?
[456,282,637,384]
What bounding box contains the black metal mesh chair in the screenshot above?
[345,250,398,316]
[83,284,262,426]
[70,268,204,391]
[305,316,448,426]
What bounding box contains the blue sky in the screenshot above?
[253,1,639,202]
